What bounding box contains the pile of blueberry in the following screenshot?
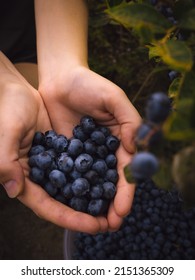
[28,116,120,216]
[73,180,195,260]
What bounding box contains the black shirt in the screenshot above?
[0,0,37,63]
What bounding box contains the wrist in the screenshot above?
[38,64,89,99]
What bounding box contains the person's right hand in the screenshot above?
[0,81,50,197]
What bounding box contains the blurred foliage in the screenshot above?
[87,0,171,115]
[87,0,195,207]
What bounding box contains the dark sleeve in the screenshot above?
[0,0,37,63]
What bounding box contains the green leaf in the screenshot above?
[137,25,154,44]
[124,164,136,184]
[168,77,182,107]
[180,9,195,31]
[179,70,195,99]
[163,98,195,141]
[105,2,171,35]
[148,40,193,72]
[148,44,160,60]
[174,0,195,19]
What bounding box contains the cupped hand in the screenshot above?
[39,66,141,231]
[0,80,104,234]
[0,75,50,194]
[0,53,111,234]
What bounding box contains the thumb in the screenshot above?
[110,90,142,154]
[0,128,25,198]
[121,122,140,154]
[0,162,24,198]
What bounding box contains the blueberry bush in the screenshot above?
[100,0,195,208]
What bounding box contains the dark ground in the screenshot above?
[0,187,64,260]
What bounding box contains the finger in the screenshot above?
[107,202,123,231]
[0,125,25,197]
[113,144,135,217]
[106,88,141,153]
[18,179,104,234]
[114,178,135,217]
[115,97,141,153]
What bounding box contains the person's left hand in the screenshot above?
[39,66,141,231]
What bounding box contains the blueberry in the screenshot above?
[72,178,90,196]
[106,135,120,152]
[44,181,58,197]
[130,152,159,181]
[54,192,67,204]
[45,130,57,148]
[83,139,96,155]
[29,167,45,185]
[92,159,108,176]
[90,130,106,145]
[150,213,160,224]
[57,153,74,173]
[155,233,165,245]
[87,199,109,216]
[33,151,52,170]
[98,126,111,137]
[45,160,58,177]
[105,169,119,184]
[32,131,45,146]
[151,188,160,197]
[69,197,88,212]
[145,92,171,123]
[168,70,178,81]
[83,170,99,184]
[75,153,93,173]
[96,145,108,159]
[73,125,88,142]
[90,184,103,199]
[80,115,96,133]
[53,135,69,153]
[28,145,45,156]
[28,155,38,167]
[69,167,82,181]
[67,138,83,157]
[61,183,73,199]
[105,154,117,168]
[102,182,116,199]
[49,169,67,188]
[46,149,57,159]
[135,123,163,148]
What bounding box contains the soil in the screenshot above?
[0,187,64,260]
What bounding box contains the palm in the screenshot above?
[41,67,141,230]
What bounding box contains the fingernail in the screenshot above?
[3,180,18,198]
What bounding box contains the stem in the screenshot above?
[132,65,168,104]
[105,0,110,8]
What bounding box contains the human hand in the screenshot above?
[0,82,108,234]
[0,52,51,198]
[39,66,141,231]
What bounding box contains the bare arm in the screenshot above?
[35,0,89,87]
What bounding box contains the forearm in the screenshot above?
[35,0,89,86]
